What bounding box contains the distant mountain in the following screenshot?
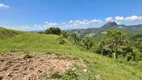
[100,21,118,29]
[69,22,142,40]
[29,30,45,33]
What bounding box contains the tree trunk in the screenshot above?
[101,42,103,55]
[113,52,116,59]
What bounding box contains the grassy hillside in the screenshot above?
[0,28,142,80]
[0,27,22,39]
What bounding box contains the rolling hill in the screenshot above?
[0,27,142,80]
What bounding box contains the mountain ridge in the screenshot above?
[69,21,142,39]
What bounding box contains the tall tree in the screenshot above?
[101,30,126,58]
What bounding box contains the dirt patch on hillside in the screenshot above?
[0,52,86,80]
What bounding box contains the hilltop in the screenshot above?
[100,21,118,29]
[0,27,22,39]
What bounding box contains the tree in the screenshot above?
[61,31,68,38]
[69,33,80,43]
[38,31,44,34]
[131,34,142,52]
[90,40,100,53]
[130,34,142,60]
[45,27,61,35]
[100,30,126,58]
[82,37,93,50]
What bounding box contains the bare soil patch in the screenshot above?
[0,52,85,80]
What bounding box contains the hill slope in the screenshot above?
[0,28,142,80]
[0,27,22,39]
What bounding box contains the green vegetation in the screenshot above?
[0,27,22,39]
[0,27,142,80]
[69,22,142,41]
[60,65,96,80]
[99,30,126,58]
[38,65,96,80]
[58,37,66,44]
[23,53,33,59]
[45,27,61,35]
[82,37,93,50]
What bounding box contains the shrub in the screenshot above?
[50,72,62,79]
[23,54,33,59]
[45,27,61,35]
[82,37,93,50]
[58,37,66,44]
[61,31,68,38]
[60,65,96,80]
[38,31,44,34]
[69,33,80,43]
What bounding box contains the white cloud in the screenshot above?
[3,15,142,31]
[115,16,124,21]
[106,15,142,22]
[75,20,86,25]
[65,19,103,29]
[105,17,112,22]
[125,15,142,21]
[125,15,139,21]
[0,3,9,8]
[90,19,102,23]
[138,16,142,20]
[44,22,59,29]
[45,22,49,24]
[73,19,102,25]
[43,19,103,30]
[68,20,73,24]
[84,20,88,22]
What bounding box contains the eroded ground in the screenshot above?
[0,52,85,80]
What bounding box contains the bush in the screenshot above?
[50,72,62,79]
[38,31,44,34]
[69,33,80,43]
[60,65,96,80]
[58,37,66,44]
[45,27,61,35]
[23,54,33,59]
[82,37,93,50]
[61,31,68,38]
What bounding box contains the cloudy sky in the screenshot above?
[0,0,142,31]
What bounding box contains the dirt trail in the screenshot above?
[0,52,85,80]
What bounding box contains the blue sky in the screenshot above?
[0,0,142,31]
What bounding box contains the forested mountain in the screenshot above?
[69,22,142,40]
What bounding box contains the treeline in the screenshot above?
[40,27,142,61]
